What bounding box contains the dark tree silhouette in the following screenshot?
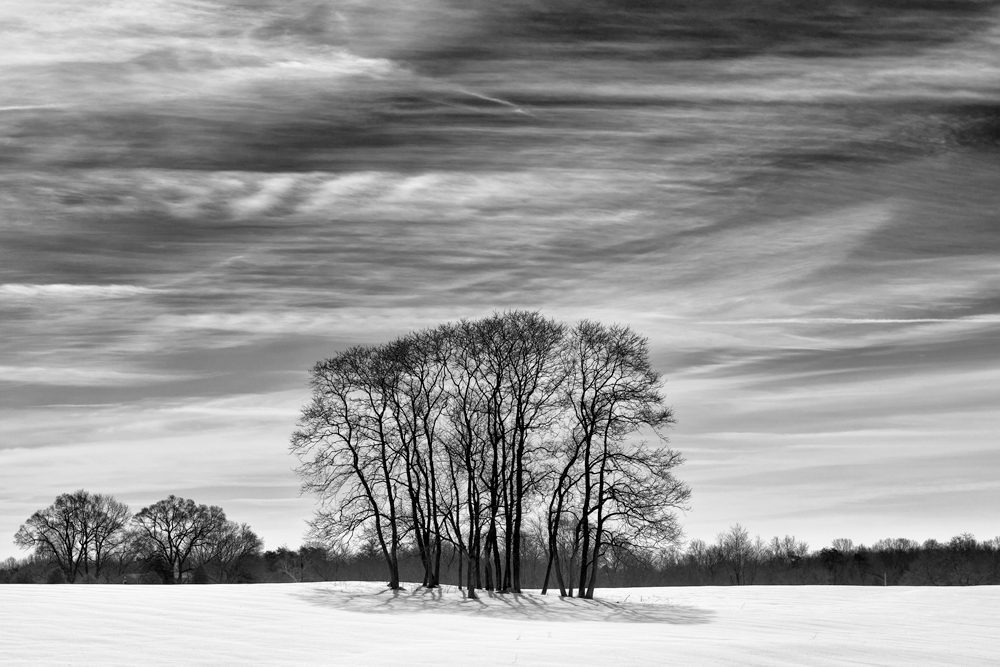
[14,490,131,583]
[293,345,408,590]
[292,311,689,597]
[131,495,227,584]
[206,522,264,583]
[716,524,765,585]
[543,320,688,598]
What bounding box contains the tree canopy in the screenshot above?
[15,492,262,584]
[132,495,229,584]
[291,311,690,598]
[14,490,131,583]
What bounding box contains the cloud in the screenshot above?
[0,366,198,387]
[1,0,1000,558]
[320,0,1000,65]
[0,284,157,300]
[0,104,68,112]
[0,388,309,550]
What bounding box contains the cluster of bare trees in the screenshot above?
[685,525,810,585]
[290,311,690,599]
[14,492,261,583]
[13,491,130,584]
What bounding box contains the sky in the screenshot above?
[2,0,999,560]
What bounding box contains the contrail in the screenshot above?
[0,104,67,112]
[458,89,533,116]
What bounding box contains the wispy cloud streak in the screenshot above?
[0,284,157,299]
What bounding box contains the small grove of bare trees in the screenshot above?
[14,491,131,583]
[13,491,262,583]
[131,495,262,584]
[290,311,691,599]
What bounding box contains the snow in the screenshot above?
[1,583,997,666]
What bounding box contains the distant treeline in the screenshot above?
[656,526,1000,587]
[6,514,999,586]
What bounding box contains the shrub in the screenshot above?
[12,569,37,584]
[46,568,67,584]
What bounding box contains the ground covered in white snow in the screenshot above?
[1,582,997,666]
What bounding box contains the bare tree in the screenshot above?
[206,522,263,583]
[546,321,689,598]
[383,329,452,588]
[495,312,566,593]
[85,494,133,580]
[132,495,227,584]
[717,524,765,585]
[292,345,407,589]
[541,434,588,596]
[439,320,492,598]
[830,538,856,555]
[768,535,810,564]
[870,537,918,584]
[266,545,325,583]
[14,490,131,583]
[686,538,726,583]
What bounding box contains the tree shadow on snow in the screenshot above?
[295,584,714,625]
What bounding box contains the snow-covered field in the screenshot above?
[1,582,997,666]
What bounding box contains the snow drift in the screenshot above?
[1,582,997,666]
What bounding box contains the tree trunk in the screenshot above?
[483,527,495,591]
[540,547,554,595]
[466,546,479,599]
[387,548,400,590]
[584,442,610,599]
[577,507,593,596]
[431,529,442,588]
[585,531,602,599]
[511,435,525,593]
[491,528,503,592]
